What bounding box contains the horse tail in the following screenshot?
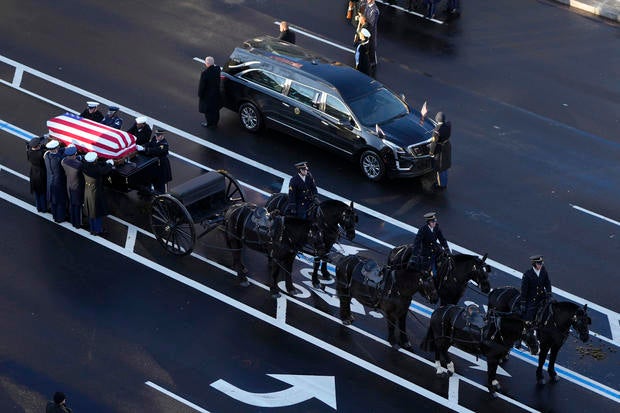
[420,326,436,352]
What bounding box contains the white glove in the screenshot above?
[136,145,144,151]
[106,159,114,166]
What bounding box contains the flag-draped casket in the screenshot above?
[46,113,136,160]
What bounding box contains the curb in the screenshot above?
[554,0,620,22]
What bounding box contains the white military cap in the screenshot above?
[45,140,60,149]
[84,152,98,162]
[360,28,371,38]
[87,101,100,108]
[135,116,148,124]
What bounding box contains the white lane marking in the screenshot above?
[276,295,287,323]
[146,381,212,413]
[273,22,355,54]
[125,226,138,252]
[448,375,459,403]
[2,57,620,341]
[571,204,620,227]
[0,186,606,408]
[375,0,446,24]
[0,191,473,412]
[12,66,23,87]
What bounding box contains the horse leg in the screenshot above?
[284,254,300,295]
[488,358,501,398]
[268,257,281,298]
[536,342,551,385]
[320,258,331,280]
[311,256,321,289]
[339,296,354,325]
[398,301,412,350]
[547,344,561,382]
[435,343,450,377]
[227,238,249,287]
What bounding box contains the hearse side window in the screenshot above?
[287,81,321,108]
[240,70,286,93]
[324,95,352,122]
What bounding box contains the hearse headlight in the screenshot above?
[382,138,406,155]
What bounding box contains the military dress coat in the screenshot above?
[46,150,68,206]
[61,157,84,206]
[430,121,452,172]
[520,266,552,320]
[101,114,123,129]
[83,161,112,219]
[27,146,46,194]
[127,122,152,145]
[412,223,449,260]
[279,29,296,44]
[287,173,318,218]
[144,137,172,185]
[79,108,103,122]
[198,65,221,114]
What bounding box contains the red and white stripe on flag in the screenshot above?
[46,113,136,160]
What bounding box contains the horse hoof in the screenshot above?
[312,282,321,289]
[400,341,413,350]
[537,378,546,385]
[239,279,250,287]
[342,318,352,326]
[287,288,302,296]
[320,274,332,281]
[550,375,559,383]
[438,371,449,379]
[489,391,499,399]
[271,292,281,299]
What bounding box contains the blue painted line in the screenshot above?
[0,120,34,140]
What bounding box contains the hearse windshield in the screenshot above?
[347,88,409,127]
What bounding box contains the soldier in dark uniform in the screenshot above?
[278,21,296,44]
[46,391,72,413]
[83,152,114,236]
[80,101,104,122]
[520,255,552,322]
[198,56,221,128]
[44,140,68,223]
[26,136,47,212]
[126,116,152,145]
[354,28,372,76]
[140,128,172,194]
[286,161,318,219]
[429,111,451,189]
[412,212,450,278]
[101,105,123,129]
[61,146,84,228]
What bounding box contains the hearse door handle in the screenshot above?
[281,102,290,107]
[321,120,329,126]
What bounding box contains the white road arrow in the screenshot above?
[210,374,337,409]
[332,244,366,256]
[450,348,510,376]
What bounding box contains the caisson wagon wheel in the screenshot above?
[217,170,246,203]
[150,194,196,256]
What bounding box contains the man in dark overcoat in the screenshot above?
[126,116,152,145]
[520,255,552,321]
[140,128,172,194]
[46,391,72,413]
[412,212,449,278]
[278,21,296,44]
[82,152,113,236]
[26,136,47,212]
[363,0,380,76]
[80,101,104,122]
[429,111,451,189]
[198,56,221,128]
[61,146,84,228]
[44,140,67,223]
[286,161,318,219]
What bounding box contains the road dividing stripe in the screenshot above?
[146,381,212,413]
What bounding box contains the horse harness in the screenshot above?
[440,305,488,352]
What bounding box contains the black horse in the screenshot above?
[223,202,317,298]
[265,193,357,288]
[335,244,439,349]
[421,304,538,398]
[434,249,492,306]
[488,287,591,385]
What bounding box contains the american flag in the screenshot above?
[46,112,136,160]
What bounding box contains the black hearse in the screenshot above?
[220,36,441,185]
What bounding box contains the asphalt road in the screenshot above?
[0,0,619,412]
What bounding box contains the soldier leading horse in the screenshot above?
[266,193,357,288]
[488,286,591,385]
[335,244,439,349]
